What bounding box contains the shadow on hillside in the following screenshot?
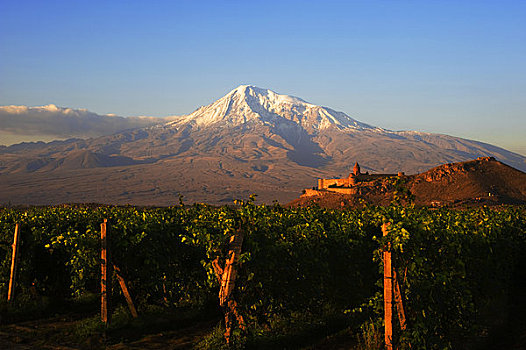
[270,118,331,168]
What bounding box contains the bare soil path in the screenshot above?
[0,313,217,350]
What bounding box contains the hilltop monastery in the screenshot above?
[302,162,404,197]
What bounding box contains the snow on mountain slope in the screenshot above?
[169,85,376,132]
[0,85,525,205]
[160,85,525,173]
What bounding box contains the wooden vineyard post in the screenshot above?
[8,223,21,302]
[383,223,408,348]
[383,222,393,350]
[212,226,246,345]
[113,265,138,318]
[101,219,112,325]
[393,269,407,331]
[162,275,169,305]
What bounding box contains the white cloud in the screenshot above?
[0,105,166,145]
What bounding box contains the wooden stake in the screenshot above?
[101,219,111,325]
[113,264,138,318]
[214,227,246,344]
[162,275,169,305]
[383,222,393,350]
[8,223,21,302]
[393,270,407,330]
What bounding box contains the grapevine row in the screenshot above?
[0,202,524,348]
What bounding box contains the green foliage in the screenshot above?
[367,205,526,349]
[0,203,525,349]
[389,176,415,206]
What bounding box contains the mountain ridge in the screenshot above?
[168,85,376,132]
[0,85,525,205]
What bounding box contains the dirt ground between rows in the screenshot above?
[1,306,525,349]
[0,313,359,350]
[0,314,216,350]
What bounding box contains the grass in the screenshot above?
[0,291,99,324]
[72,302,221,345]
[196,307,361,350]
[354,321,383,350]
[0,294,221,349]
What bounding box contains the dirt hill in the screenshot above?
[288,157,526,208]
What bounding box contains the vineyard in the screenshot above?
[0,200,525,349]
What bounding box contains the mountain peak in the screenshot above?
[170,85,374,132]
[227,85,309,106]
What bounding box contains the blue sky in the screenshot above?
[1,0,525,154]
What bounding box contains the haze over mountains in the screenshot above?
[1,85,525,205]
[0,104,168,145]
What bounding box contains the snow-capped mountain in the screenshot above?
[0,85,524,205]
[169,85,375,131]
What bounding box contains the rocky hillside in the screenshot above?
[289,157,526,208]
